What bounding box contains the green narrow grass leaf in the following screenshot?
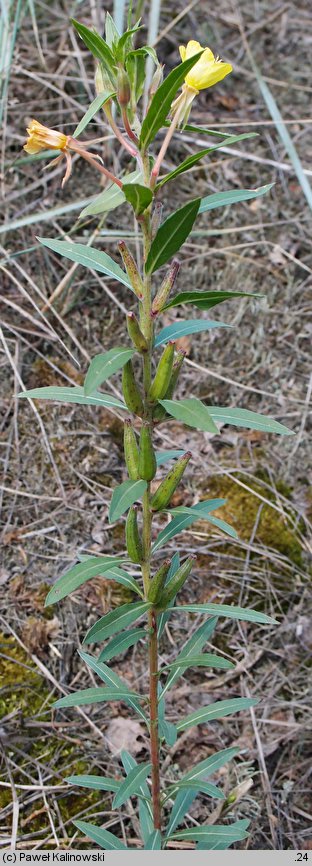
[112,762,152,808]
[80,169,143,217]
[38,238,133,290]
[173,603,277,625]
[45,556,128,606]
[109,479,147,523]
[99,627,146,662]
[163,289,261,313]
[155,318,230,347]
[161,653,234,672]
[54,686,142,708]
[176,697,259,732]
[18,385,126,411]
[83,601,151,644]
[159,397,218,434]
[199,183,274,213]
[155,134,258,189]
[123,183,153,215]
[145,829,162,850]
[145,199,200,274]
[66,774,120,792]
[73,91,115,138]
[140,51,203,149]
[73,819,127,849]
[160,617,218,700]
[152,500,226,553]
[84,348,134,396]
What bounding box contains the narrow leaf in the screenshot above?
[145,830,162,850]
[18,385,125,411]
[113,762,152,808]
[168,823,249,845]
[176,697,259,732]
[73,91,115,138]
[120,751,153,843]
[199,183,274,213]
[160,617,218,699]
[66,775,120,792]
[159,397,218,434]
[152,499,226,553]
[155,134,258,189]
[167,779,225,799]
[38,237,133,290]
[80,169,142,217]
[54,686,142,708]
[204,405,294,436]
[157,552,180,638]
[45,556,127,606]
[166,788,198,837]
[140,51,203,149]
[84,348,134,395]
[166,745,237,836]
[83,601,151,644]
[99,627,146,662]
[71,20,116,85]
[173,603,277,625]
[109,479,147,523]
[73,819,127,850]
[78,650,147,722]
[161,653,234,672]
[168,501,237,539]
[145,199,200,274]
[155,318,230,347]
[196,819,250,850]
[123,183,153,216]
[163,289,261,313]
[159,719,177,746]
[156,450,185,466]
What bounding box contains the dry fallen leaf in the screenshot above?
[21,616,60,656]
[105,717,145,756]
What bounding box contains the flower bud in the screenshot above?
[127,312,148,353]
[117,67,131,107]
[95,63,114,96]
[152,260,180,315]
[148,559,171,604]
[157,556,196,608]
[118,241,144,299]
[149,64,164,99]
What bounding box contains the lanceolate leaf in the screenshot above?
[176,697,259,732]
[54,686,142,708]
[166,745,238,836]
[168,501,237,539]
[173,603,277,625]
[145,199,200,274]
[199,183,274,213]
[145,830,162,850]
[73,91,115,138]
[140,51,203,149]
[167,779,225,799]
[83,601,151,644]
[156,450,185,466]
[66,775,120,792]
[152,499,226,553]
[154,318,231,347]
[160,398,294,436]
[99,627,146,662]
[163,289,262,313]
[123,183,153,215]
[155,134,257,189]
[168,823,249,845]
[80,169,143,217]
[196,819,250,850]
[78,650,147,722]
[160,617,218,699]
[18,385,126,411]
[120,751,153,843]
[165,788,198,837]
[45,556,128,606]
[84,348,135,395]
[159,719,177,746]
[161,653,235,672]
[159,397,218,434]
[109,479,147,523]
[71,20,116,85]
[38,238,133,290]
[112,762,152,808]
[73,820,127,850]
[157,552,180,638]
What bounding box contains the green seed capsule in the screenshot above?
[127,312,148,353]
[157,556,196,608]
[147,559,171,604]
[138,422,157,481]
[122,360,144,417]
[151,451,191,512]
[118,241,144,299]
[152,260,180,315]
[124,419,139,480]
[153,349,186,420]
[149,342,175,402]
[126,505,144,564]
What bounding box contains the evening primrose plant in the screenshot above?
[19,13,293,851]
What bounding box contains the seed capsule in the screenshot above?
[117,67,131,107]
[151,451,191,512]
[152,260,180,315]
[153,349,186,420]
[122,359,144,417]
[126,505,144,563]
[118,241,144,299]
[127,312,148,353]
[149,342,175,402]
[138,422,157,481]
[147,559,171,604]
[157,556,196,608]
[124,419,139,480]
[151,201,163,239]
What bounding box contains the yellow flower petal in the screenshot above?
[23,119,68,154]
[179,45,186,61]
[179,40,232,92]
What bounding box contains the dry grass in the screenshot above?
[1,0,311,851]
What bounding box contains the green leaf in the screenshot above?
[140,51,203,149]
[159,397,218,434]
[73,91,115,138]
[159,719,177,746]
[116,23,142,60]
[176,697,259,732]
[18,385,125,411]
[168,822,249,845]
[109,479,147,523]
[166,788,198,836]
[157,552,180,638]
[120,751,153,843]
[164,121,254,139]
[73,820,127,850]
[66,774,120,792]
[80,169,143,217]
[38,237,133,291]
[168,501,237,539]
[156,450,185,466]
[145,830,162,850]
[196,819,250,850]
[99,627,146,662]
[203,405,294,436]
[84,348,135,396]
[45,556,128,606]
[161,653,234,672]
[152,499,226,553]
[71,19,116,86]
[78,650,147,723]
[173,603,277,625]
[167,779,225,799]
[163,289,262,313]
[199,183,274,214]
[165,746,237,836]
[105,12,120,48]
[160,617,218,700]
[112,762,152,808]
[54,686,142,708]
[123,182,153,216]
[155,134,258,189]
[145,199,200,274]
[83,601,151,644]
[155,318,230,347]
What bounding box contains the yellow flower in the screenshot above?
[24,120,69,154]
[179,40,232,91]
